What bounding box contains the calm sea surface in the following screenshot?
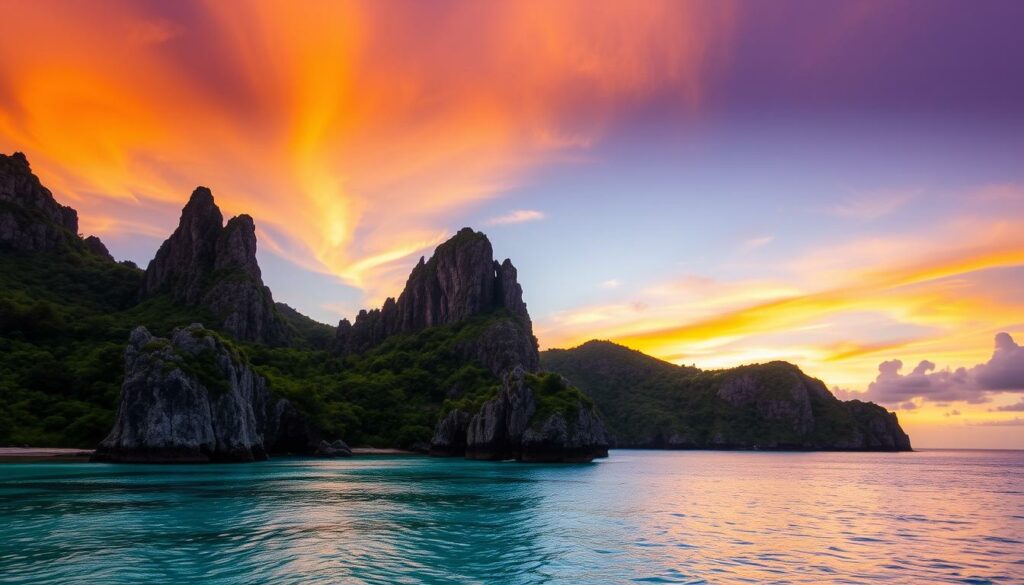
[0,450,1021,584]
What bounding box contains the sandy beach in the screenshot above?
[0,447,95,462]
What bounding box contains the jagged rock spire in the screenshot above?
[141,187,288,345]
[141,187,223,303]
[335,227,538,374]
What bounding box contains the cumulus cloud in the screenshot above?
[601,279,622,289]
[974,332,1024,390]
[858,332,1024,407]
[485,210,546,226]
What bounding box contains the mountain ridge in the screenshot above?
[541,340,911,451]
[0,150,910,457]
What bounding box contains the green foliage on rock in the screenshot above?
[0,243,515,449]
[247,313,509,448]
[0,248,215,446]
[541,340,901,450]
[525,372,593,428]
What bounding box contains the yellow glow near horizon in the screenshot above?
[537,222,1024,440]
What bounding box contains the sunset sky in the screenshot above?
[1,0,1022,448]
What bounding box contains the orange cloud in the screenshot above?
[0,1,730,304]
[540,219,1024,397]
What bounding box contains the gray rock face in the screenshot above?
[713,366,912,451]
[0,152,79,252]
[335,228,538,375]
[457,318,540,377]
[521,406,611,463]
[92,324,316,463]
[844,401,913,451]
[435,367,608,462]
[429,410,472,457]
[465,367,538,460]
[140,188,288,345]
[717,371,821,438]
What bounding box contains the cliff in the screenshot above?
[541,340,912,451]
[140,188,288,345]
[328,228,604,460]
[93,324,317,463]
[0,152,112,258]
[335,228,538,375]
[431,367,609,462]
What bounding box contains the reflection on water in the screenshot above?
[0,450,1021,584]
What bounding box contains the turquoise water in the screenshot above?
[1,450,1022,584]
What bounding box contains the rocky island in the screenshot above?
[543,340,911,451]
[0,151,909,461]
[93,324,316,463]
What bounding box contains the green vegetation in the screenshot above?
[0,242,520,450]
[275,302,336,349]
[0,247,215,446]
[248,313,508,448]
[541,340,865,448]
[525,372,593,428]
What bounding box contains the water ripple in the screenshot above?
[0,450,1022,583]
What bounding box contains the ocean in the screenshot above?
[1,450,1021,584]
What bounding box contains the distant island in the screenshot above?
[0,151,910,464]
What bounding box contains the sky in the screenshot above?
[0,0,1022,448]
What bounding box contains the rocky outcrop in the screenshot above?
[457,317,540,377]
[140,188,288,345]
[542,341,913,452]
[0,152,112,258]
[83,235,114,261]
[842,401,913,451]
[429,410,472,457]
[706,363,912,450]
[92,324,318,463]
[520,406,611,463]
[335,228,538,375]
[315,439,353,458]
[715,369,823,439]
[431,367,609,462]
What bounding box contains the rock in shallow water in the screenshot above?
[92,324,319,463]
[431,367,609,463]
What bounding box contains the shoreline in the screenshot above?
[0,448,94,462]
[0,446,420,462]
[4,446,1009,463]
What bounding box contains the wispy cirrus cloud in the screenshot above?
[968,417,1024,427]
[826,188,919,220]
[0,1,723,306]
[538,209,1024,401]
[485,209,546,226]
[739,235,774,252]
